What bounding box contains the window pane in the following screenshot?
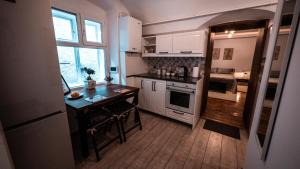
[57,46,80,87]
[52,9,78,42]
[79,48,105,82]
[85,20,102,43]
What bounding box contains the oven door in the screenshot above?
[166,86,195,114]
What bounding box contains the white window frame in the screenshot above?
[52,8,107,88]
[52,8,81,45]
[82,18,104,47]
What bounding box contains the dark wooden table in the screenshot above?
[65,84,139,158]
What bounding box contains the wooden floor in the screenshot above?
[202,92,246,128]
[76,112,248,169]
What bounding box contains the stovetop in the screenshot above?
[128,73,201,84]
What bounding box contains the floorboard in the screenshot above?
[146,124,188,169]
[183,119,210,169]
[164,119,203,169]
[75,112,248,169]
[202,92,246,128]
[201,132,223,169]
[220,135,237,169]
[127,122,178,169]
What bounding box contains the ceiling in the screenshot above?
[121,0,277,25]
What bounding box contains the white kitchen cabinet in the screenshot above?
[172,31,205,54]
[119,16,142,53]
[151,80,166,115]
[141,79,153,111]
[134,78,146,109]
[134,78,166,115]
[156,34,173,54]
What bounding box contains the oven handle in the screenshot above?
[173,110,185,115]
[166,87,195,94]
[152,81,154,91]
[141,80,143,89]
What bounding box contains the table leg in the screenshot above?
[77,110,89,158]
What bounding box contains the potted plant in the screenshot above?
[104,73,113,86]
[82,67,96,90]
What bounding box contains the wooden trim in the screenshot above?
[201,20,270,131]
[243,21,269,130]
[211,20,268,32]
[201,28,213,113]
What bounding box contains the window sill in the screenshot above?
[70,82,107,91]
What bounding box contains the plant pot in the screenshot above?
[84,80,96,90]
[106,81,112,86]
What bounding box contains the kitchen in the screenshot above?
[123,22,206,128]
[1,0,300,169]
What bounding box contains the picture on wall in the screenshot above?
[223,48,234,60]
[212,48,221,60]
[273,46,280,60]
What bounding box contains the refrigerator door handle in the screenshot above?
[4,111,63,132]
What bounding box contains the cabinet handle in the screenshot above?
[132,47,136,50]
[173,111,184,115]
[158,51,168,54]
[152,81,154,91]
[154,81,156,91]
[180,51,192,54]
[141,80,143,89]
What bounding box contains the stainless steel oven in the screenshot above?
[166,81,195,114]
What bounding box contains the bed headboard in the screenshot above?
[211,68,235,74]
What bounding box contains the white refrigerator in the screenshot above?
[0,0,75,169]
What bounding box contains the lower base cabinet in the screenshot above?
[134,78,166,115]
[165,108,193,124]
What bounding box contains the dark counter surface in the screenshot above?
[128,73,201,84]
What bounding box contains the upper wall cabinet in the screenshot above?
[156,34,173,54]
[142,30,207,57]
[120,16,142,53]
[173,31,205,54]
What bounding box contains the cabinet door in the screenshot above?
[152,80,166,115]
[156,35,173,54]
[142,79,153,112]
[128,17,142,52]
[173,31,204,54]
[134,78,145,109]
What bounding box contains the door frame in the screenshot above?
[201,20,269,131]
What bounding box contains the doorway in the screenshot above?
[201,20,269,130]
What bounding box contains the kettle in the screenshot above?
[178,66,188,77]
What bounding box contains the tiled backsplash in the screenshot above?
[143,57,205,76]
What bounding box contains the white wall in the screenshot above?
[245,1,300,168]
[89,0,130,84]
[122,0,277,25]
[211,37,257,71]
[142,6,276,35]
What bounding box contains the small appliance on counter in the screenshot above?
[192,67,200,78]
[178,66,188,77]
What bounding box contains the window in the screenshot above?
[84,20,102,43]
[52,9,78,42]
[51,8,106,88]
[57,47,105,87]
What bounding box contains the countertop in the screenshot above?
[128,73,201,84]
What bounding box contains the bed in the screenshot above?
[208,68,238,102]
